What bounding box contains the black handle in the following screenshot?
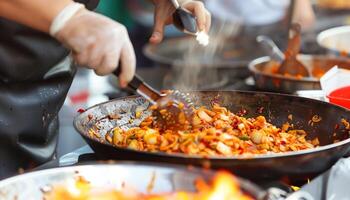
[113,64,143,91]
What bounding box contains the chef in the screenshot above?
[0,0,210,178]
[206,0,315,48]
[207,0,315,29]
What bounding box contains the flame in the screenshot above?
[197,172,253,200]
[45,171,253,200]
[208,173,240,200]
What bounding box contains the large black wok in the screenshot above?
[74,91,350,182]
[0,162,267,200]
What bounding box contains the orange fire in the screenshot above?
[45,171,254,200]
[194,172,253,200]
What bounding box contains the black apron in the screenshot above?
[0,0,99,179]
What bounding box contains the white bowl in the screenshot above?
[317,26,350,57]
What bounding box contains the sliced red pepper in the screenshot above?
[77,108,86,113]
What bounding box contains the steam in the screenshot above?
[168,19,242,90]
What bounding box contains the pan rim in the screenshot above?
[73,90,350,160]
[0,162,211,187]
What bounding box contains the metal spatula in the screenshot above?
[113,67,193,130]
[278,23,310,77]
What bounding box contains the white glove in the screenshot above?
[51,3,136,88]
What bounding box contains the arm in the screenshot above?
[0,0,71,33]
[0,0,136,87]
[292,0,315,30]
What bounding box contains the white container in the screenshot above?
[317,26,350,58]
[320,66,350,101]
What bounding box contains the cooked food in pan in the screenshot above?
[45,171,253,200]
[91,104,319,157]
[267,60,325,79]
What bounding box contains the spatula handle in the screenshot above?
[257,35,284,63]
[113,64,143,91]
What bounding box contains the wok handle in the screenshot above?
[265,187,314,200]
[113,64,143,91]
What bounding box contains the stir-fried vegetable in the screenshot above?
[97,104,318,156]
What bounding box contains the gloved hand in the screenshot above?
[150,0,211,44]
[53,8,136,88]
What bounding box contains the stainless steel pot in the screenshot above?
[0,162,267,200]
[248,54,350,93]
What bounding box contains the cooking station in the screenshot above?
[49,70,348,200]
[34,7,350,199]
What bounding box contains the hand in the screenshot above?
[53,9,136,88]
[150,0,211,44]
